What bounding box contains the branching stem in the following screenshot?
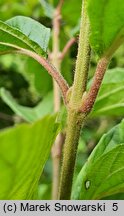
[0,43,69,105]
[16,49,69,105]
[0,0,112,201]
[60,37,76,60]
[59,0,91,200]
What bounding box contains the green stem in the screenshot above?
[59,0,90,200]
[59,110,86,199]
[70,0,91,109]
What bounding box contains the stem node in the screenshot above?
[59,0,90,200]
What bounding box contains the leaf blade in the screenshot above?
[0,88,53,123]
[72,119,124,200]
[0,16,50,55]
[6,16,50,52]
[91,68,124,117]
[0,115,59,199]
[88,0,124,56]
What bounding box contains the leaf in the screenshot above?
[25,58,52,96]
[0,115,59,199]
[87,0,124,56]
[91,68,124,117]
[40,0,82,26]
[40,0,55,19]
[72,119,124,200]
[0,16,50,55]
[0,0,38,21]
[102,192,124,200]
[69,20,80,37]
[62,0,82,27]
[0,88,53,123]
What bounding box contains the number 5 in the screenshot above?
[112,203,118,211]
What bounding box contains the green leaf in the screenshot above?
[25,58,52,96]
[72,119,124,200]
[0,0,39,21]
[62,0,82,27]
[40,0,55,19]
[88,0,124,56]
[0,115,59,199]
[0,88,53,122]
[69,20,80,37]
[40,0,82,26]
[102,192,124,200]
[0,16,50,55]
[91,68,124,117]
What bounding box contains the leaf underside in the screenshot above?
[40,0,55,19]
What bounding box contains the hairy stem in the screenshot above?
[59,110,86,199]
[59,0,90,200]
[16,49,69,104]
[0,43,69,104]
[81,57,109,114]
[70,0,91,109]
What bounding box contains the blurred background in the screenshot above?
[0,0,124,199]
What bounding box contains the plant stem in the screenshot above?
[0,43,69,104]
[59,0,91,200]
[81,57,109,114]
[15,48,69,104]
[51,0,64,200]
[60,37,76,60]
[70,0,91,109]
[52,1,61,112]
[51,133,65,199]
[59,110,86,199]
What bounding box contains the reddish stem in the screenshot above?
[57,0,64,12]
[60,37,76,60]
[16,49,69,104]
[81,57,109,114]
